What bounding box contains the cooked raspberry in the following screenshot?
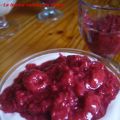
[53,90,78,111]
[54,55,66,64]
[67,55,91,69]
[52,106,69,120]
[25,64,37,70]
[74,111,89,120]
[86,62,106,90]
[75,81,86,96]
[84,93,101,115]
[52,90,78,120]
[28,99,52,114]
[60,69,74,87]
[23,70,49,93]
[15,90,32,106]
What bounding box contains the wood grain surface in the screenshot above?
[0,0,120,78]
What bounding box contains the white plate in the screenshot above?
[0,51,120,120]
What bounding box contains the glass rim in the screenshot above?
[79,0,120,11]
[0,48,120,91]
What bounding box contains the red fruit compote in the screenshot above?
[81,15,120,57]
[0,51,120,120]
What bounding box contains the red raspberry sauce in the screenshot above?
[82,15,120,57]
[0,55,120,120]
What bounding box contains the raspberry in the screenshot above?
[51,90,77,120]
[25,64,37,70]
[60,69,74,87]
[86,62,106,90]
[74,111,89,120]
[84,93,101,115]
[23,70,49,93]
[28,99,52,114]
[67,55,90,69]
[15,90,32,106]
[75,81,86,96]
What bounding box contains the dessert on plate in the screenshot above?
[0,49,120,120]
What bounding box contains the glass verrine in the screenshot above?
[78,0,120,58]
[37,0,63,21]
[0,0,19,40]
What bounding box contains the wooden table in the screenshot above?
[0,0,120,78]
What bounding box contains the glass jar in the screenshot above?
[79,0,120,58]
